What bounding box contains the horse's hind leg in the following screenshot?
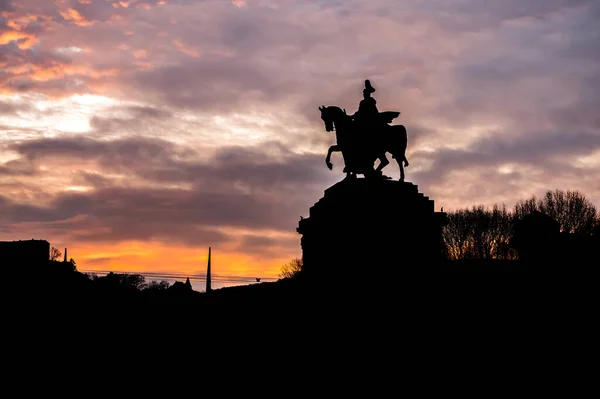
[375,153,389,173]
[393,156,405,182]
[391,152,406,181]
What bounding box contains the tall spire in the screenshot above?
[206,247,212,292]
[64,248,67,263]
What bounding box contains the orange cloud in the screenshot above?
[3,64,34,75]
[173,40,201,58]
[6,14,39,30]
[111,1,130,8]
[1,13,50,57]
[232,0,247,7]
[0,56,123,97]
[24,64,120,82]
[0,31,36,49]
[59,8,94,27]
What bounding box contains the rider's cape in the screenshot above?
[378,111,400,125]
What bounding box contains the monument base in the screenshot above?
[297,178,447,282]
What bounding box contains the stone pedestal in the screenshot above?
[297,179,447,281]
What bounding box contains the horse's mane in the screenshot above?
[324,106,347,118]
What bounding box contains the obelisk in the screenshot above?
[206,247,212,292]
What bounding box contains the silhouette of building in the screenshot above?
[169,277,193,293]
[0,239,50,265]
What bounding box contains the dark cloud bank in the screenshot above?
[0,135,334,248]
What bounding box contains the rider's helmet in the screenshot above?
[364,80,376,94]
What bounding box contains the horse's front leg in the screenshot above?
[326,145,340,170]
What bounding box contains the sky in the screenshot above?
[1,0,599,282]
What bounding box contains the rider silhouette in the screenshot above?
[352,80,379,124]
[352,80,388,175]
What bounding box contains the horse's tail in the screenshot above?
[389,125,407,159]
[398,124,407,143]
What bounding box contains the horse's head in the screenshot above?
[319,105,334,132]
[319,105,346,132]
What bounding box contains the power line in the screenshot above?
[78,269,279,284]
[80,270,278,281]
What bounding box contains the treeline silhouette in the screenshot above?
[6,259,206,304]
[441,189,599,271]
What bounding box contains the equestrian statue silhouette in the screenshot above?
[319,80,409,181]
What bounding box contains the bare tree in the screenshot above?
[471,205,495,259]
[513,197,538,220]
[514,189,597,234]
[145,280,170,291]
[50,247,62,261]
[491,205,517,260]
[119,273,147,290]
[443,204,516,260]
[443,209,473,260]
[444,189,597,261]
[279,258,303,279]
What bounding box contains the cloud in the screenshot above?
[409,129,600,209]
[8,134,331,193]
[0,0,14,13]
[235,233,299,255]
[129,57,280,111]
[416,130,600,174]
[0,157,37,177]
[89,105,173,134]
[1,136,333,247]
[0,98,31,114]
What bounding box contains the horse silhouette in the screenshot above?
[319,105,409,181]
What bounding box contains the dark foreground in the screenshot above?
[7,258,589,369]
[5,258,538,306]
